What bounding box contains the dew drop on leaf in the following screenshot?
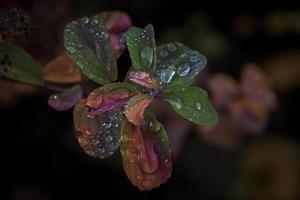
[159,66,176,84]
[177,63,190,76]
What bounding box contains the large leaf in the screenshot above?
[126,24,156,72]
[0,43,43,86]
[48,85,82,111]
[120,111,172,191]
[164,86,218,125]
[64,16,117,85]
[156,42,207,86]
[74,98,124,158]
[94,11,132,58]
[86,82,139,115]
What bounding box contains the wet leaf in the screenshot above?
[124,94,152,126]
[156,42,207,86]
[128,70,159,89]
[74,99,124,158]
[120,111,172,191]
[164,86,218,125]
[94,11,132,58]
[48,85,83,111]
[43,52,81,84]
[64,16,117,85]
[0,43,43,86]
[87,82,138,115]
[126,24,156,72]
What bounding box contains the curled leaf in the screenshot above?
[74,99,124,158]
[124,94,152,126]
[94,11,132,57]
[121,112,172,191]
[43,52,81,84]
[156,42,207,86]
[48,85,82,111]
[164,86,218,125]
[0,43,43,86]
[128,70,159,89]
[126,24,157,72]
[86,82,138,115]
[64,16,117,84]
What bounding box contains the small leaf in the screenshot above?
[121,112,172,191]
[128,70,159,89]
[48,85,83,111]
[156,42,207,86]
[94,11,132,58]
[87,82,138,115]
[164,86,218,125]
[126,24,156,72]
[64,17,117,85]
[43,52,81,84]
[0,43,43,86]
[124,94,152,126]
[74,98,124,158]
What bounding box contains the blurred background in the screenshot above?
[1,0,300,199]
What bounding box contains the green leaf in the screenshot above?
[164,86,218,125]
[120,111,172,191]
[0,43,43,86]
[126,24,156,72]
[64,17,117,85]
[156,42,207,86]
[74,98,124,158]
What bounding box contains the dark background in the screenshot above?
[1,0,300,199]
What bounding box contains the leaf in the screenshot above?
[64,17,117,85]
[164,86,218,125]
[94,11,132,58]
[120,111,172,191]
[86,82,138,115]
[124,94,152,126]
[156,42,207,86]
[48,85,83,111]
[43,52,81,84]
[74,98,124,158]
[0,43,43,86]
[126,24,156,72]
[128,70,159,89]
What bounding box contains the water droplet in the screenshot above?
[89,28,94,34]
[67,46,76,53]
[98,147,105,154]
[163,158,172,168]
[195,102,202,110]
[105,135,113,143]
[167,43,177,52]
[159,66,176,84]
[86,113,95,119]
[149,120,161,133]
[159,49,168,57]
[190,55,200,63]
[105,122,112,129]
[177,63,190,76]
[82,17,89,24]
[76,43,83,49]
[140,46,153,65]
[72,20,78,25]
[166,98,182,109]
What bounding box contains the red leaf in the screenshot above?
[128,70,159,89]
[121,112,172,191]
[86,83,137,115]
[124,94,152,126]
